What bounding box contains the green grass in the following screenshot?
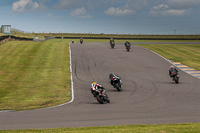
[0,39,71,110]
[0,33,5,36]
[8,30,200,40]
[1,123,200,133]
[35,33,200,39]
[138,43,200,70]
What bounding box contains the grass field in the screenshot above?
[138,43,200,70]
[1,123,200,133]
[0,39,71,110]
[32,33,200,39]
[0,33,4,36]
[7,30,200,40]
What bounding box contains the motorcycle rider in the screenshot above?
[169,66,178,80]
[124,40,131,48]
[90,81,105,98]
[80,38,83,44]
[110,38,115,44]
[109,73,121,86]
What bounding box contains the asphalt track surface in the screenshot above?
[1,42,200,130]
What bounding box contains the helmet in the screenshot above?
[91,81,97,90]
[170,65,174,68]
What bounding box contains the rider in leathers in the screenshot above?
[124,40,131,48]
[90,82,105,98]
[110,38,114,44]
[169,66,178,80]
[109,73,121,86]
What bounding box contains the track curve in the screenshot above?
[1,42,200,130]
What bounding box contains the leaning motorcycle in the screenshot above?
[171,72,179,84]
[94,89,110,104]
[111,78,122,91]
[110,41,115,49]
[126,44,131,52]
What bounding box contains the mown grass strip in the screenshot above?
[9,31,200,40]
[0,33,5,36]
[1,123,200,133]
[138,43,200,70]
[0,39,71,110]
[31,33,200,39]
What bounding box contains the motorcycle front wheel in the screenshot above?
[175,76,179,84]
[97,96,104,104]
[105,96,110,103]
[115,83,122,91]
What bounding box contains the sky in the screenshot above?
[0,0,200,34]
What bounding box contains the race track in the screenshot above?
[1,42,200,130]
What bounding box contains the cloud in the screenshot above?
[168,0,200,9]
[150,4,189,17]
[70,7,91,18]
[105,7,134,16]
[12,0,45,13]
[125,0,147,11]
[53,0,83,9]
[104,0,147,16]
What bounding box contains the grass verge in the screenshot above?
[138,43,200,70]
[0,39,71,110]
[1,123,200,133]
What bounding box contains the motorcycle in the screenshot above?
[109,73,122,91]
[171,71,179,84]
[111,77,122,91]
[94,88,110,104]
[80,39,83,44]
[110,41,115,49]
[126,44,131,52]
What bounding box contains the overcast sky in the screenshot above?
[0,0,200,34]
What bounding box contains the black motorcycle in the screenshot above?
[171,71,179,84]
[110,41,115,49]
[126,44,131,52]
[109,74,122,91]
[94,88,110,104]
[80,39,83,44]
[112,78,122,91]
